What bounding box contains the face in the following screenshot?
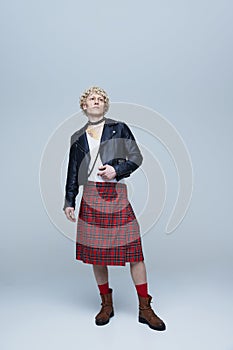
[83,93,106,117]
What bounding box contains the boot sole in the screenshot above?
[95,310,114,326]
[138,316,166,331]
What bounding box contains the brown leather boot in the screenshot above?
[95,288,114,326]
[138,294,166,331]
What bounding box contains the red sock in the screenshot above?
[98,282,110,294]
[135,283,148,297]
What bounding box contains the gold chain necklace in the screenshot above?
[86,123,104,140]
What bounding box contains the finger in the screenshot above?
[69,215,76,222]
[66,212,72,221]
[69,211,76,222]
[65,210,76,222]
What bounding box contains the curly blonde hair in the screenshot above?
[79,86,110,115]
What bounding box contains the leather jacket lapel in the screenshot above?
[101,118,117,143]
[77,131,89,153]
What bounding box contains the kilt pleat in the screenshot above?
[76,181,144,266]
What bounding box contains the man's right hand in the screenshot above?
[64,207,76,222]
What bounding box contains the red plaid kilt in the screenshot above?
[76,181,144,266]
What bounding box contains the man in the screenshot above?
[63,86,166,331]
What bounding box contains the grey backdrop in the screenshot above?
[1,0,232,349]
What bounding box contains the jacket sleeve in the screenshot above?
[113,123,143,181]
[63,139,79,211]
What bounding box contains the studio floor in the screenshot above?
[1,264,232,350]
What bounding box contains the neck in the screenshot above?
[87,115,105,125]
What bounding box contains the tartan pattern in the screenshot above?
[76,181,144,266]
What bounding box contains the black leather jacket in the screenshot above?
[63,118,143,210]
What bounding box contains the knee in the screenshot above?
[130,261,146,269]
[93,264,108,271]
[130,261,141,268]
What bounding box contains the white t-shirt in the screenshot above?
[86,130,124,184]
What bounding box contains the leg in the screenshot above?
[92,264,108,285]
[130,261,147,285]
[130,261,148,297]
[92,264,114,326]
